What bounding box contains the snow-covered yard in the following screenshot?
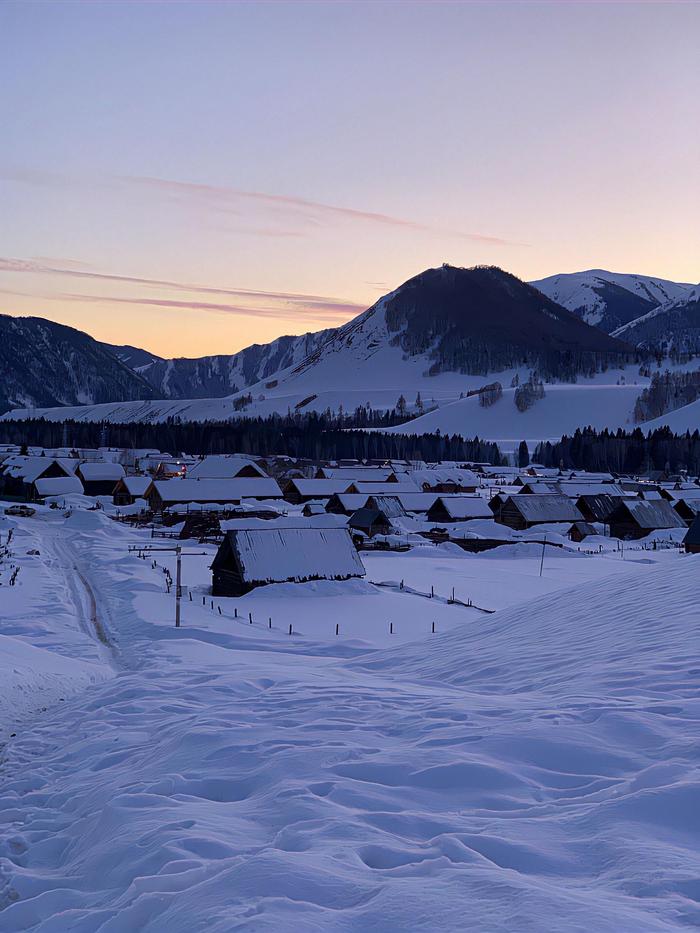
[0,509,698,931]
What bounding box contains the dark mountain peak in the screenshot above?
[378,263,632,379]
[0,314,157,414]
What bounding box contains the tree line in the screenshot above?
[0,415,505,465]
[534,427,700,474]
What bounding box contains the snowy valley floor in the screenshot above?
[0,511,699,931]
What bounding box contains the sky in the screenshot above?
[1,1,699,359]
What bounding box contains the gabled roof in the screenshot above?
[575,493,625,521]
[365,495,408,519]
[3,456,75,483]
[684,516,700,547]
[318,467,394,481]
[610,498,686,530]
[153,478,282,503]
[505,495,584,522]
[430,496,492,520]
[119,475,152,496]
[187,455,267,479]
[285,479,350,496]
[347,480,419,495]
[348,507,391,530]
[34,476,84,497]
[78,462,126,482]
[409,468,479,488]
[214,527,365,584]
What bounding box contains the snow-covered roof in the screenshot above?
[120,475,152,495]
[430,497,492,520]
[613,499,686,530]
[507,495,584,522]
[78,462,126,482]
[219,527,365,584]
[365,495,408,519]
[153,478,282,503]
[286,479,352,496]
[318,467,394,481]
[382,492,441,512]
[347,480,419,495]
[2,456,77,483]
[409,468,479,488]
[187,455,267,479]
[34,476,84,497]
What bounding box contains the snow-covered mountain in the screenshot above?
[287,264,629,383]
[125,330,334,400]
[612,285,700,355]
[0,314,157,414]
[531,270,694,333]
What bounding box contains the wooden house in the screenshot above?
[147,478,283,512]
[113,475,152,506]
[575,493,626,525]
[325,493,368,515]
[672,497,700,526]
[282,479,350,504]
[607,499,686,540]
[568,521,598,543]
[495,495,584,530]
[408,469,479,494]
[76,462,126,497]
[211,527,365,596]
[363,495,408,519]
[427,496,492,524]
[187,455,268,479]
[348,507,392,538]
[315,466,395,482]
[0,456,75,500]
[33,475,84,500]
[683,516,700,554]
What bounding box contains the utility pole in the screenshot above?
[128,544,207,627]
[539,534,547,577]
[175,545,182,627]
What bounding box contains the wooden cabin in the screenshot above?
[187,455,268,479]
[0,456,75,500]
[575,493,626,525]
[325,493,368,515]
[495,495,584,530]
[211,527,365,596]
[607,499,686,540]
[147,477,283,512]
[113,475,152,506]
[568,521,598,543]
[427,496,492,524]
[672,497,700,526]
[348,507,392,539]
[33,475,84,500]
[76,462,126,497]
[683,516,700,554]
[282,479,350,504]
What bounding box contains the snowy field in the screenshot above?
[1,508,699,931]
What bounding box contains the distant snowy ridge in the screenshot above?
[532,269,694,333]
[612,285,700,354]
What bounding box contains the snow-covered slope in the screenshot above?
[532,270,694,333]
[0,513,698,931]
[612,285,700,355]
[132,329,335,399]
[383,382,647,450]
[0,315,157,414]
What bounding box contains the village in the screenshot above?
[1,440,699,931]
[1,445,699,588]
[2,439,699,648]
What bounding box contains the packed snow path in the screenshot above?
[0,514,698,931]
